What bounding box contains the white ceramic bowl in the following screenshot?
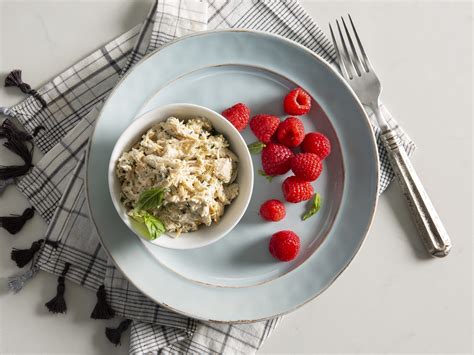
[108,103,254,250]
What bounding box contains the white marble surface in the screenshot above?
[0,1,472,353]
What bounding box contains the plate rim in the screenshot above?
[85,28,380,323]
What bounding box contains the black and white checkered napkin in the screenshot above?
[2,1,415,353]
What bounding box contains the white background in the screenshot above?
[0,1,472,354]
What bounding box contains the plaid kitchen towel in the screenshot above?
[1,0,415,354]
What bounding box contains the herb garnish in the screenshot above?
[130,187,167,240]
[302,193,321,221]
[136,187,167,210]
[129,210,166,240]
[258,169,273,182]
[247,141,266,154]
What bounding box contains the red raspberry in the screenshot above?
[282,176,313,203]
[259,199,286,221]
[301,132,331,160]
[283,87,312,115]
[261,143,294,176]
[290,153,323,182]
[249,114,280,143]
[276,117,305,148]
[222,103,250,132]
[269,230,300,261]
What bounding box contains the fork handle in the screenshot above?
[381,130,452,257]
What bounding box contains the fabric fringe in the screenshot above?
[8,265,39,293]
[90,285,115,320]
[10,239,58,268]
[0,119,33,180]
[11,239,44,268]
[105,319,132,346]
[4,70,47,108]
[0,207,34,234]
[0,107,16,118]
[0,119,32,141]
[45,262,71,314]
[32,125,46,137]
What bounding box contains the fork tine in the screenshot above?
[348,14,372,72]
[341,16,363,76]
[329,24,347,78]
[335,19,354,79]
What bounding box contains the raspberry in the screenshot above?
[269,230,300,261]
[260,199,286,221]
[261,143,294,176]
[301,132,331,160]
[282,176,313,203]
[290,153,323,182]
[276,117,305,148]
[222,103,250,132]
[283,87,312,116]
[249,114,280,143]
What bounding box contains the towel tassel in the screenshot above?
[4,70,47,108]
[32,125,45,137]
[0,119,33,180]
[1,207,34,234]
[45,262,71,314]
[105,319,132,346]
[0,107,16,118]
[11,239,58,268]
[8,265,39,293]
[91,284,115,320]
[0,119,32,141]
[11,239,43,268]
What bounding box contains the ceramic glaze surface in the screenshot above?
[87,30,379,322]
[138,65,343,287]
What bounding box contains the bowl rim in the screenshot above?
[108,102,254,250]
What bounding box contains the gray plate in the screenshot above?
[87,30,379,322]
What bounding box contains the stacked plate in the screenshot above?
[87,30,378,322]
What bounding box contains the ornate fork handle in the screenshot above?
[381,129,452,257]
[330,15,452,257]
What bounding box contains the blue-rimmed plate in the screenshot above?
[87,30,379,322]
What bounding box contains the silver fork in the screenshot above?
[329,15,452,257]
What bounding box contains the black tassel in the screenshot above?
[105,319,132,346]
[45,240,59,249]
[11,239,44,267]
[90,285,115,320]
[5,70,29,92]
[0,119,32,141]
[45,262,71,314]
[10,238,58,267]
[0,120,33,180]
[4,70,47,108]
[32,125,45,137]
[0,207,34,234]
[1,135,33,179]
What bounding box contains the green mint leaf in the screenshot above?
[129,210,165,240]
[136,187,166,210]
[248,141,266,154]
[142,212,166,240]
[129,209,145,222]
[303,193,321,221]
[258,169,273,182]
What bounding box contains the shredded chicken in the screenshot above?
[116,117,239,235]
